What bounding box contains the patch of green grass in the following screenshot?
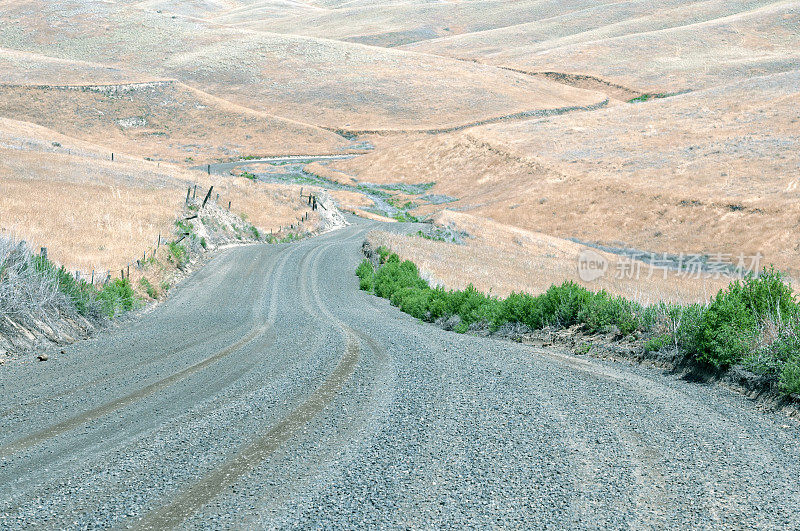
[200,237,207,249]
[241,171,257,181]
[160,280,170,292]
[167,242,188,267]
[575,342,592,355]
[392,212,419,223]
[175,219,192,235]
[628,92,684,103]
[250,225,260,240]
[414,230,446,242]
[139,277,158,299]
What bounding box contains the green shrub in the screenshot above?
[537,281,591,328]
[693,270,796,367]
[644,333,672,353]
[376,246,391,264]
[373,257,427,299]
[32,256,97,316]
[579,291,642,336]
[139,278,158,299]
[97,279,137,317]
[390,287,434,320]
[356,259,374,291]
[779,355,800,395]
[200,237,207,249]
[168,242,188,267]
[241,171,257,181]
[250,225,260,240]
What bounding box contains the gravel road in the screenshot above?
[1,220,799,529]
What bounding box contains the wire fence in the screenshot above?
[26,182,323,287]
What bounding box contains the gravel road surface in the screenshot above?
[1,220,799,529]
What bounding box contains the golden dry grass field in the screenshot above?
[0,117,319,273]
[0,0,797,301]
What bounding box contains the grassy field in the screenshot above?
[332,70,800,278]
[0,118,319,273]
[367,211,731,305]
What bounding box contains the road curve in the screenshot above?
[1,219,799,528]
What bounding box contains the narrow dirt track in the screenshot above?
[1,220,799,529]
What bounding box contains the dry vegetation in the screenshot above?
[0,118,320,274]
[332,70,800,279]
[368,211,730,305]
[0,0,607,131]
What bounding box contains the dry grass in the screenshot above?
[0,118,320,273]
[0,82,348,164]
[405,1,800,94]
[368,211,731,305]
[333,70,800,277]
[304,162,358,186]
[0,0,606,131]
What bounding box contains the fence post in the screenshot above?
[121,268,124,279]
[127,265,130,279]
[207,164,210,175]
[157,233,161,248]
[202,186,213,208]
[111,152,114,162]
[186,187,191,205]
[91,270,94,284]
[40,247,47,261]
[193,185,197,199]
[227,200,231,210]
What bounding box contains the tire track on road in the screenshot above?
[134,229,383,529]
[0,244,293,458]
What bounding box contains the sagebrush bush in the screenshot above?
[97,279,137,317]
[358,253,800,394]
[373,255,426,299]
[355,259,374,291]
[579,290,642,336]
[693,270,797,367]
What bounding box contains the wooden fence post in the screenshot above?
[186,187,191,205]
[227,200,231,210]
[193,185,197,199]
[111,152,114,161]
[202,186,213,208]
[40,247,47,261]
[207,164,210,175]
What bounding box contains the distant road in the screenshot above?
[1,219,799,528]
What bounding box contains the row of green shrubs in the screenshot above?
[33,255,138,318]
[357,247,800,395]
